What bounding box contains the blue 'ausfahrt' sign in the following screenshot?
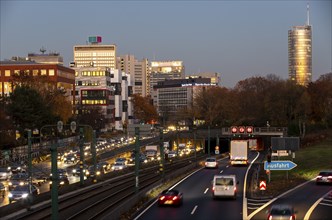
[264,160,297,171]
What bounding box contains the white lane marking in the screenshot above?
[220,170,223,174]
[204,188,209,194]
[226,165,229,168]
[247,178,316,220]
[319,202,332,207]
[243,151,260,220]
[304,190,332,220]
[133,166,204,220]
[191,205,198,215]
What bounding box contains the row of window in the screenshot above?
[81,100,107,105]
[0,69,55,77]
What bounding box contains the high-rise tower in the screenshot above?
[288,4,312,86]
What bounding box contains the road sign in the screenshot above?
[272,150,289,157]
[264,160,297,171]
[259,181,266,190]
[215,146,220,154]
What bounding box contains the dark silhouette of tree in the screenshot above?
[131,94,158,124]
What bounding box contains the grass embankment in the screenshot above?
[257,135,332,197]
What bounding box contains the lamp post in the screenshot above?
[70,121,96,185]
[193,126,197,166]
[159,128,165,182]
[134,127,140,193]
[40,121,63,220]
[208,125,211,156]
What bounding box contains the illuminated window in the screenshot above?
[5,70,11,76]
[33,70,39,76]
[49,69,55,76]
[41,69,47,75]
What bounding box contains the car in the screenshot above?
[87,165,105,178]
[32,173,48,186]
[212,175,238,199]
[115,158,128,165]
[316,170,332,185]
[0,167,12,181]
[158,189,183,206]
[7,163,26,174]
[50,175,70,189]
[8,184,39,203]
[205,157,218,169]
[72,164,89,177]
[266,204,296,220]
[112,162,127,171]
[0,182,6,198]
[167,151,177,158]
[7,173,29,190]
[97,161,111,172]
[64,153,78,164]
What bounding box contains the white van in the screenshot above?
[212,175,239,199]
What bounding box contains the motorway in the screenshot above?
[134,153,256,220]
[134,150,332,220]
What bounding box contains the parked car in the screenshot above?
[0,167,12,181]
[316,170,332,185]
[0,182,6,198]
[8,173,29,190]
[158,189,183,206]
[8,184,39,203]
[266,204,296,220]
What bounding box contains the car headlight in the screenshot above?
[19,182,24,186]
[71,158,75,161]
[73,169,77,173]
[112,166,115,170]
[22,193,28,198]
[119,167,123,170]
[96,171,101,175]
[144,160,148,163]
[60,181,65,185]
[8,193,13,198]
[49,181,52,184]
[86,171,90,175]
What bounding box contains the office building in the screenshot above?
[149,61,185,96]
[73,36,116,69]
[0,60,75,103]
[186,72,221,87]
[288,4,312,86]
[152,78,217,125]
[117,55,149,97]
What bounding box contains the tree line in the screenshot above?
[1,71,331,150]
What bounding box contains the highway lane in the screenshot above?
[306,189,332,220]
[249,180,332,220]
[135,153,259,220]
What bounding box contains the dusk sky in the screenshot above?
[1,0,331,87]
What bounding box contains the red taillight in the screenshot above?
[205,162,208,166]
[212,186,215,191]
[172,196,178,201]
[234,186,237,192]
[267,214,272,220]
[290,215,295,220]
[159,196,165,200]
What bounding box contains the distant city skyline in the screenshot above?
[1,0,331,87]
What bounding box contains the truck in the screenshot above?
[230,140,249,165]
[145,145,158,160]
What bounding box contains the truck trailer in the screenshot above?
[230,140,249,165]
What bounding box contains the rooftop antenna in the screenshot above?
[306,2,310,26]
[40,46,46,54]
